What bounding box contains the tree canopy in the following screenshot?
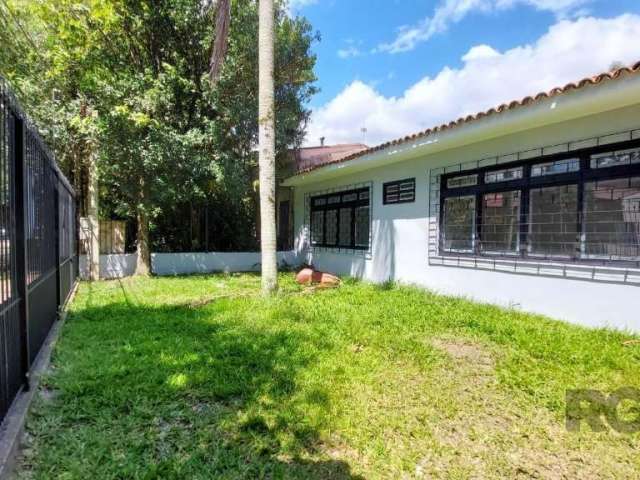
[0,0,318,252]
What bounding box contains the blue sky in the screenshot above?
[288,0,640,146]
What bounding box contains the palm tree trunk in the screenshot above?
[258,0,278,294]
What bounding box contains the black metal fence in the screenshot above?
[0,77,77,424]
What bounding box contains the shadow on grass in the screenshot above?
[30,285,364,479]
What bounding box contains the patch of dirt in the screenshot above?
[431,337,494,370]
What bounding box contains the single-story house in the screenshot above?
[282,61,640,332]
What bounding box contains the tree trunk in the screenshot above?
[135,208,151,276]
[87,149,100,281]
[258,0,278,294]
[135,183,151,276]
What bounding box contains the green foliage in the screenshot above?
[17,275,640,478]
[0,0,318,250]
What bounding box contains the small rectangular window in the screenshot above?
[325,210,338,245]
[383,178,416,204]
[447,174,478,189]
[591,148,640,169]
[531,158,579,177]
[485,167,523,184]
[442,196,476,252]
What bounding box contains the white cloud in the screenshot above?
[338,46,362,59]
[377,0,592,54]
[306,14,640,147]
[286,0,318,14]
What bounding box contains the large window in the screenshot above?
[439,141,640,265]
[310,187,370,250]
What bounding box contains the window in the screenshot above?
[531,158,580,177]
[439,143,640,265]
[485,167,523,184]
[583,177,640,259]
[443,196,475,252]
[447,174,478,189]
[310,187,370,250]
[383,178,416,204]
[528,185,578,258]
[481,191,520,254]
[591,148,640,169]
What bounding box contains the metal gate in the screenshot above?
[0,77,78,424]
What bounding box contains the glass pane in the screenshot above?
[339,207,352,246]
[481,191,521,254]
[583,176,640,259]
[325,210,338,245]
[327,195,341,204]
[591,148,640,169]
[447,174,478,189]
[531,158,579,177]
[311,210,324,244]
[359,190,370,200]
[313,197,326,207]
[528,185,578,257]
[355,206,369,248]
[485,167,523,184]
[442,196,475,252]
[342,193,357,202]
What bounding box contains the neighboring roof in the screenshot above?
[293,144,369,172]
[293,60,640,177]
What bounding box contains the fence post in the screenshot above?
[13,117,30,389]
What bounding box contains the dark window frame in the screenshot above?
[439,139,640,267]
[383,178,416,205]
[310,186,371,250]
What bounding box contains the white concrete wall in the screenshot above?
[151,251,301,276]
[80,251,301,279]
[291,105,640,332]
[79,254,138,280]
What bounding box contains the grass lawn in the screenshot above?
[16,274,640,479]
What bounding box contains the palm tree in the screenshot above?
[257,0,278,294]
[209,0,278,294]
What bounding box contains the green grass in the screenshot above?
[17,274,640,479]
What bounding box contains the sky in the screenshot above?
[288,0,640,147]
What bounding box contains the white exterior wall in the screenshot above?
[80,251,301,278]
[79,254,137,279]
[291,105,640,332]
[151,251,300,276]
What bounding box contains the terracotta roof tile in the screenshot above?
[293,60,640,176]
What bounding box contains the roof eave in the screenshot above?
[283,74,640,187]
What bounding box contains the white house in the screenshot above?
[282,61,640,332]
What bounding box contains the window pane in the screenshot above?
[481,191,520,254]
[311,210,324,244]
[355,206,369,248]
[325,210,338,245]
[313,197,326,207]
[442,196,475,252]
[327,195,341,204]
[591,148,640,169]
[531,158,579,177]
[339,207,352,246]
[447,174,478,189]
[485,167,523,184]
[583,177,640,259]
[528,185,578,257]
[342,193,357,202]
